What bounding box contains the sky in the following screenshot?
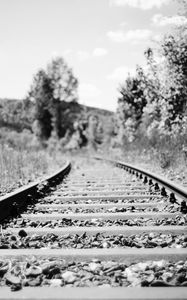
[0,0,183,111]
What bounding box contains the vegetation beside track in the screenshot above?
[106,148,187,188]
[0,144,65,196]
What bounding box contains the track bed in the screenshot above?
[0,158,187,299]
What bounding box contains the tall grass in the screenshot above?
[0,129,65,195]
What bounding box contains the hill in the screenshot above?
[0,98,114,138]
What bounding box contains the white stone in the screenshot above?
[89,262,99,272]
[50,279,62,287]
[61,271,76,283]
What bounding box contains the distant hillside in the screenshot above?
[0,98,114,137]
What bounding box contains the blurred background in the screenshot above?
[0,0,187,193]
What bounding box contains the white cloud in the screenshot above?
[152,14,187,26]
[107,29,152,43]
[107,66,136,82]
[51,51,59,57]
[93,48,108,57]
[76,48,108,61]
[110,0,170,10]
[77,51,90,62]
[79,83,101,99]
[151,33,162,42]
[120,21,127,27]
[107,30,126,42]
[62,49,72,56]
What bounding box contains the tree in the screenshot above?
[140,47,163,139]
[116,66,147,143]
[115,0,187,148]
[27,57,78,140]
[47,57,78,137]
[159,33,187,135]
[27,70,53,140]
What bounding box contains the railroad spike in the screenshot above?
[143,176,148,184]
[180,200,187,214]
[154,183,159,191]
[161,187,167,197]
[139,174,143,179]
[169,192,177,204]
[149,179,153,185]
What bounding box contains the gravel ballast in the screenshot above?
[38,196,164,205]
[24,204,180,214]
[0,258,187,291]
[2,215,187,229]
[0,232,187,249]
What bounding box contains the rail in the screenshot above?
[95,157,187,206]
[0,161,71,221]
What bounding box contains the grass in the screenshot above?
[1,125,186,196]
[105,145,187,187]
[0,142,66,196]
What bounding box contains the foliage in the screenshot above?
[159,32,187,134]
[115,14,187,148]
[0,98,34,131]
[0,128,67,194]
[28,70,53,140]
[116,66,147,142]
[27,57,78,140]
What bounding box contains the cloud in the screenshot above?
[62,49,72,56]
[93,48,108,57]
[107,29,152,43]
[107,30,126,42]
[107,66,136,82]
[120,21,127,27]
[110,0,170,10]
[77,51,90,62]
[79,83,101,99]
[151,33,162,42]
[76,48,108,61]
[152,14,187,26]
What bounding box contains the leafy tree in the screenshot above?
[159,32,187,134]
[0,98,34,131]
[47,57,78,137]
[115,0,187,149]
[27,70,53,140]
[86,114,103,150]
[27,57,78,140]
[47,57,78,103]
[140,47,163,138]
[116,66,147,142]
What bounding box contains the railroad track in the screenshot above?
[0,157,187,299]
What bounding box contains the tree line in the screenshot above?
[115,9,187,150]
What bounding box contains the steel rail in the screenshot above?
[95,157,187,203]
[0,161,71,221]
